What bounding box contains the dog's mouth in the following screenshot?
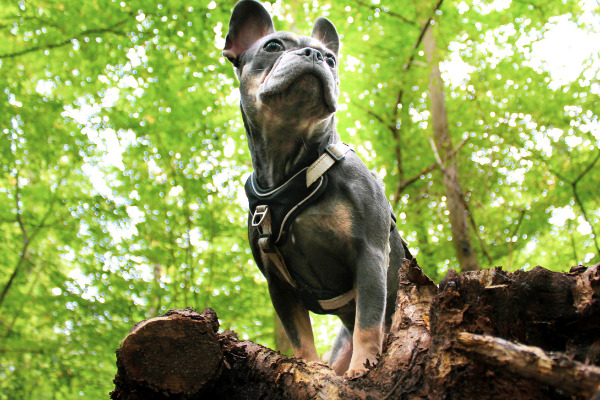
[258,60,338,113]
[260,73,335,112]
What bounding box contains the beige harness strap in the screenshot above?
[253,205,297,288]
[318,289,355,310]
[306,142,351,187]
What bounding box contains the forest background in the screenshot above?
[1,0,599,398]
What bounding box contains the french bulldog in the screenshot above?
[223,0,411,379]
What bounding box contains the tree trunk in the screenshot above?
[423,23,480,272]
[111,261,600,399]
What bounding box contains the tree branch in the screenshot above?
[353,0,446,206]
[5,264,43,337]
[569,219,579,265]
[0,19,130,59]
[508,209,527,268]
[392,137,469,204]
[352,0,417,25]
[113,264,600,398]
[457,332,600,399]
[546,151,600,256]
[353,102,405,180]
[0,347,45,354]
[402,0,444,71]
[388,0,445,202]
[0,172,63,312]
[464,199,493,265]
[572,182,600,256]
[0,171,29,310]
[509,209,527,239]
[112,308,370,399]
[571,150,600,251]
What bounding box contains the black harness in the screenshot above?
[245,143,401,314]
[244,165,328,245]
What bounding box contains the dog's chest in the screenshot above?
[276,197,356,289]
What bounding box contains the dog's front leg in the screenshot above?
[268,278,320,362]
[346,249,388,379]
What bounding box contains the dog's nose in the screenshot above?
[296,47,324,63]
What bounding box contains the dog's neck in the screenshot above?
[242,111,339,189]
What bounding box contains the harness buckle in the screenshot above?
[325,143,346,161]
[252,205,269,227]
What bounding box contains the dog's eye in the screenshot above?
[264,41,284,53]
[325,56,336,68]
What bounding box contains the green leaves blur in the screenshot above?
[1,1,267,398]
[1,0,598,398]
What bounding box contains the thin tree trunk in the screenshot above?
[423,24,480,272]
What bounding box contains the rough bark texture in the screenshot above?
[111,261,600,400]
[111,308,223,400]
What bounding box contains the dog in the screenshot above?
[223,0,411,379]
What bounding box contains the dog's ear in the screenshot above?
[223,0,275,67]
[311,17,339,57]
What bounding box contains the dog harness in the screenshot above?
[245,142,356,313]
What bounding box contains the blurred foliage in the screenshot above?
[0,0,599,398]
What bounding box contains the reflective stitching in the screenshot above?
[250,165,310,197]
[275,176,324,242]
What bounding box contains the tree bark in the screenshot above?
[423,23,480,272]
[457,332,600,398]
[112,261,600,399]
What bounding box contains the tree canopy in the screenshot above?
[1,0,598,398]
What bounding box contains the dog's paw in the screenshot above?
[343,368,368,380]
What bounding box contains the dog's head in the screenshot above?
[223,0,340,131]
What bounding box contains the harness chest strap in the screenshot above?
[252,142,354,310]
[253,204,297,288]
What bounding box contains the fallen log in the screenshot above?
[111,308,222,399]
[111,308,369,400]
[111,261,600,399]
[457,332,600,398]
